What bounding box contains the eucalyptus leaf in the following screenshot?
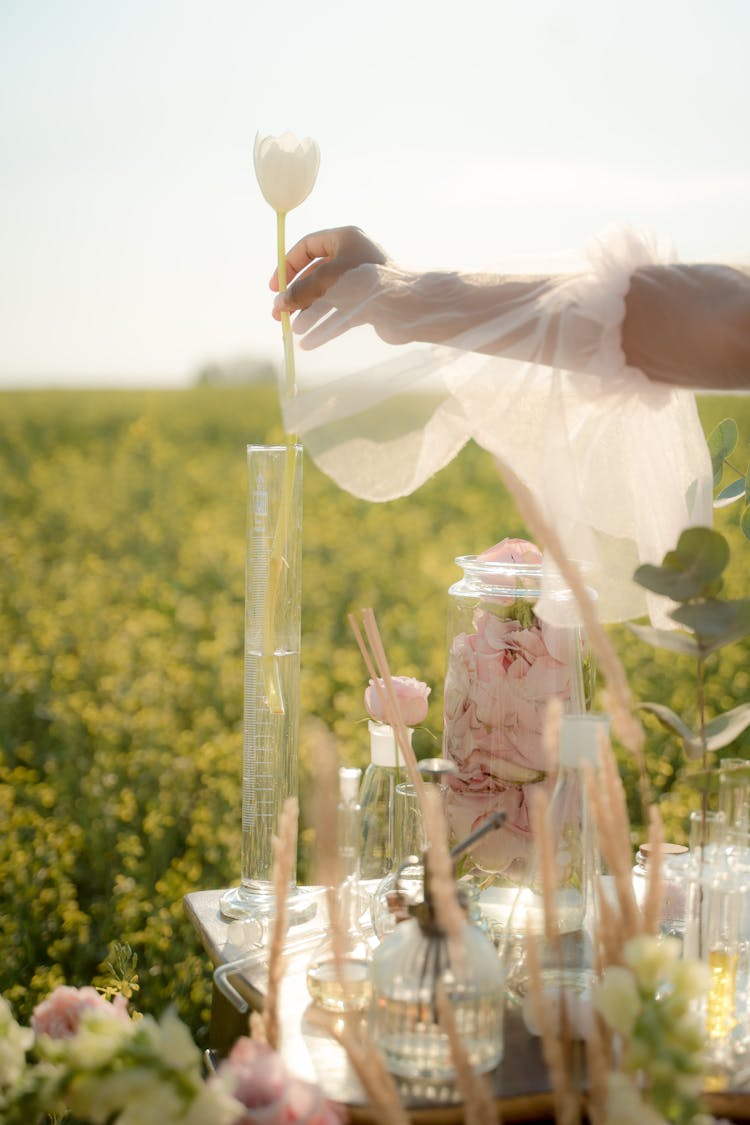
[708,418,739,486]
[714,477,747,508]
[742,504,750,542]
[636,702,705,758]
[627,622,701,656]
[703,704,750,751]
[669,598,750,646]
[633,528,729,602]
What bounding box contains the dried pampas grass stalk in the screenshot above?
[584,746,641,946]
[584,1014,612,1125]
[306,722,350,972]
[249,1010,267,1043]
[263,794,299,1050]
[493,457,650,810]
[306,719,342,890]
[642,805,665,937]
[349,609,426,807]
[308,1009,411,1125]
[528,787,558,945]
[421,785,465,944]
[592,874,620,972]
[435,982,500,1125]
[524,924,578,1125]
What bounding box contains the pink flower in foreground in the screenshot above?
[365,676,430,727]
[31,986,130,1039]
[216,1038,343,1124]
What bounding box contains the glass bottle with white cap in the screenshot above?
[359,721,411,881]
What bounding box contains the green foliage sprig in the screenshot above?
[629,418,750,820]
[631,526,750,761]
[708,417,750,540]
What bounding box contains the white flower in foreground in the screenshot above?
[254,131,320,213]
[623,933,681,992]
[0,997,33,1092]
[593,965,642,1038]
[672,957,712,1003]
[604,1073,668,1125]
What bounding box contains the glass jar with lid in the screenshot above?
[442,539,593,893]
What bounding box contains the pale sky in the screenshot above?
[1,0,749,388]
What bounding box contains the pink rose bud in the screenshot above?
[31,986,130,1039]
[478,537,542,566]
[364,676,431,727]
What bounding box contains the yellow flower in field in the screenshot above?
[253,131,320,215]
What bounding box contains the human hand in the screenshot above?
[270,226,387,320]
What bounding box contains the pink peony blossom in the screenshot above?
[31,986,130,1039]
[364,676,430,727]
[216,1038,343,1125]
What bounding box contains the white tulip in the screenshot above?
[253,131,320,214]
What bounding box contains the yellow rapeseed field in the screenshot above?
[1,384,748,1042]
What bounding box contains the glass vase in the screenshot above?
[442,553,592,919]
[221,443,314,923]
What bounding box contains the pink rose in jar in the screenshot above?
[31,986,130,1039]
[478,538,543,567]
[365,676,431,727]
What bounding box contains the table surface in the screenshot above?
[184,888,750,1124]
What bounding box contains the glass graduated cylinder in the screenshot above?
[241,647,300,890]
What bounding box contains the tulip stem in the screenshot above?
[261,211,300,715]
[277,211,297,400]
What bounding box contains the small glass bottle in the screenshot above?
[359,721,410,881]
[502,713,609,1004]
[306,767,373,1013]
[369,848,505,1083]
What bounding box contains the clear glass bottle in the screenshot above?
[501,713,609,1004]
[306,766,373,1012]
[369,849,505,1082]
[443,551,592,896]
[359,721,410,881]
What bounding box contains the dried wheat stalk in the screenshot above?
[435,982,500,1125]
[524,923,579,1125]
[642,805,665,937]
[493,456,650,809]
[308,1009,411,1125]
[421,784,465,944]
[349,609,427,806]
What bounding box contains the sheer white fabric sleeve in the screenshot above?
[281,227,714,628]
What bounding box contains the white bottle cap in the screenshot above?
[558,714,611,768]
[339,766,362,804]
[368,721,410,767]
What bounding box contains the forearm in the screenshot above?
[369,262,750,390]
[368,268,602,368]
[623,264,750,390]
